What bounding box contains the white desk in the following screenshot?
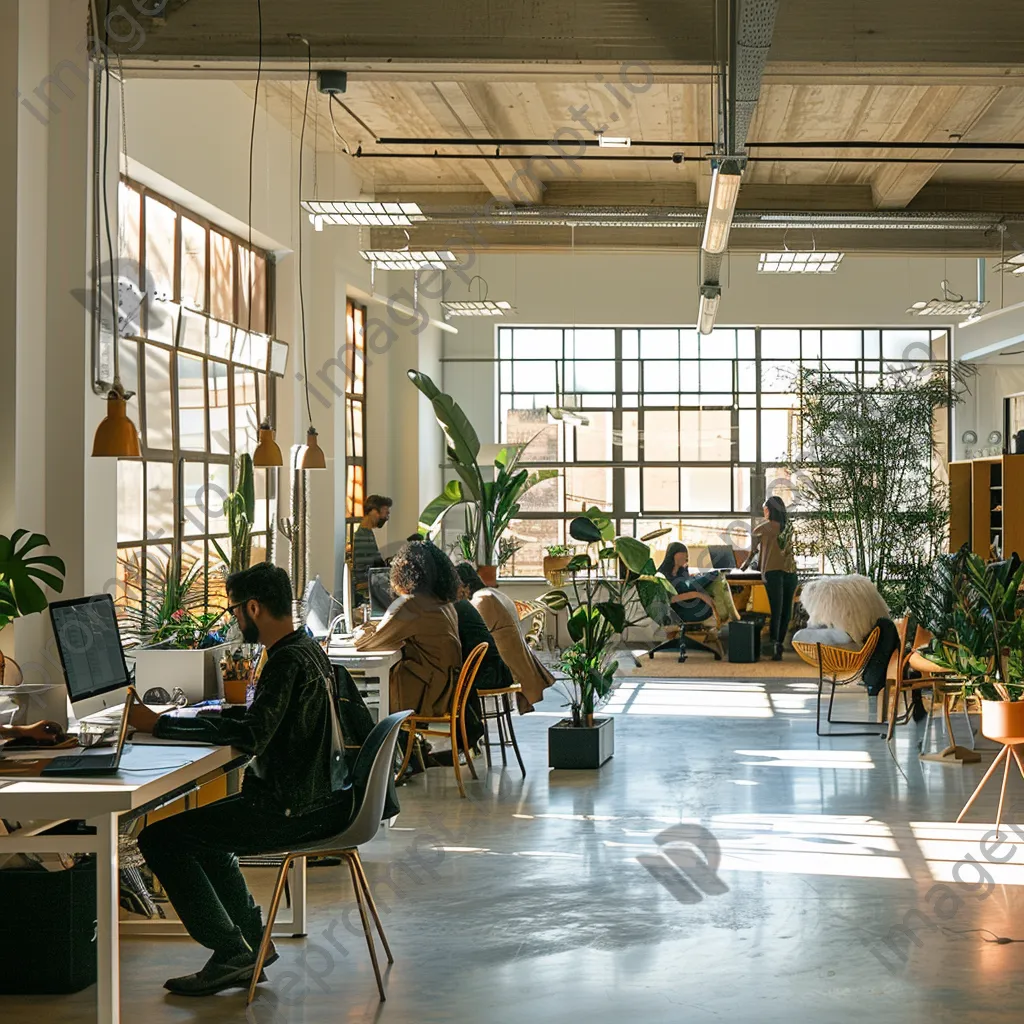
[0,743,249,1024]
[327,643,401,722]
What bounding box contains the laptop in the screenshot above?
[41,689,135,777]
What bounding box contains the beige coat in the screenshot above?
[355,594,462,716]
[471,588,554,712]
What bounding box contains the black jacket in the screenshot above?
[153,630,353,817]
[455,600,512,691]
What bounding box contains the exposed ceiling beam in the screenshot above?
[870,86,1001,208]
[427,82,544,204]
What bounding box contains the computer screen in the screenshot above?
[303,577,335,638]
[49,595,132,703]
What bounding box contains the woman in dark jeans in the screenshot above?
[742,496,798,660]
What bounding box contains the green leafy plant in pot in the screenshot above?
[0,530,67,686]
[919,545,1024,743]
[539,510,675,766]
[409,369,557,584]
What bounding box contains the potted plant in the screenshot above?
[118,554,233,701]
[211,453,255,575]
[542,544,574,586]
[409,369,556,585]
[919,546,1024,743]
[0,530,67,687]
[540,511,676,769]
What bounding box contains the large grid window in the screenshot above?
[477,326,950,577]
[115,180,288,610]
[345,298,369,554]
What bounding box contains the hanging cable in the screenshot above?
[299,40,314,427]
[100,26,120,386]
[328,95,353,155]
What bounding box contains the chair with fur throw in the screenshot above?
[799,574,890,645]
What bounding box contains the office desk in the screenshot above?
[327,643,401,722]
[0,743,247,1024]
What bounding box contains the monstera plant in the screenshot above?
[0,530,67,686]
[409,369,556,580]
[540,509,676,728]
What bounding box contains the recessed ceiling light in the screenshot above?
[304,201,424,228]
[758,251,844,274]
[359,250,459,270]
[441,300,512,316]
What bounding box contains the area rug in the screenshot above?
[618,653,816,680]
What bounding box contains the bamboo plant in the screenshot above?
[409,369,557,566]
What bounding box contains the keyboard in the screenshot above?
[41,753,121,776]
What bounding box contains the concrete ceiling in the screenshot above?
[112,0,1024,253]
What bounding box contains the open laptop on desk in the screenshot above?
[38,689,135,777]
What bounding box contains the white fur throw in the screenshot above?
[799,574,889,644]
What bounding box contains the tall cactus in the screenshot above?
[212,453,255,574]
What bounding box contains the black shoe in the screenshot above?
[772,643,783,661]
[164,949,263,996]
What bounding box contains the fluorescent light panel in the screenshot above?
[907,298,987,317]
[758,251,845,274]
[359,250,458,270]
[597,135,631,148]
[441,300,512,316]
[303,200,423,227]
[702,162,742,254]
[698,285,721,335]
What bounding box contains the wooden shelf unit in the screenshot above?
[949,454,1024,559]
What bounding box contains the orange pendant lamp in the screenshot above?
[298,426,327,470]
[92,381,141,458]
[253,419,283,467]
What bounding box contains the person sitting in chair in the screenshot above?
[131,563,357,997]
[657,543,717,624]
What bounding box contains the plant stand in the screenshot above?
[548,717,614,769]
[956,744,1024,835]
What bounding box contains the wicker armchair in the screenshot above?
[793,625,882,736]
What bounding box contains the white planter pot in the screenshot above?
[132,643,231,704]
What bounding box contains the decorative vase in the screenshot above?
[542,555,572,587]
[477,564,498,587]
[981,699,1024,745]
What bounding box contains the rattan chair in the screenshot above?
[394,642,488,798]
[247,710,413,1006]
[793,625,882,736]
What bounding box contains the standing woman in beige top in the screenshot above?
[745,495,798,661]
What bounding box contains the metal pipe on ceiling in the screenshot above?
[374,137,1024,151]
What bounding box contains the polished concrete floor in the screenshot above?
[9,674,1024,1023]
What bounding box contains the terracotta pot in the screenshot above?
[981,699,1024,745]
[477,564,498,587]
[543,555,572,586]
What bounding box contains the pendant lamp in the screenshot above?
[253,419,283,467]
[298,427,327,470]
[91,52,140,458]
[295,41,326,470]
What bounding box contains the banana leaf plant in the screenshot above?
[0,530,67,630]
[918,544,1024,702]
[409,369,557,566]
[539,511,676,726]
[212,453,256,575]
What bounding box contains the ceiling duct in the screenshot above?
[730,0,779,155]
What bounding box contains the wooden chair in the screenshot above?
[793,626,882,736]
[477,680,526,777]
[394,643,488,798]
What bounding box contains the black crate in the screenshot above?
[0,857,96,994]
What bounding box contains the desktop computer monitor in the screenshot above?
[303,577,335,639]
[367,567,393,619]
[48,594,133,719]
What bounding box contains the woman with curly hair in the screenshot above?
[354,540,463,715]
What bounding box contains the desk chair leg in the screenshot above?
[346,854,386,1000]
[503,694,526,778]
[348,852,394,964]
[460,710,478,781]
[247,854,295,1006]
[449,719,467,798]
[395,725,417,782]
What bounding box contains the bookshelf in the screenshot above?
[949,454,1024,559]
